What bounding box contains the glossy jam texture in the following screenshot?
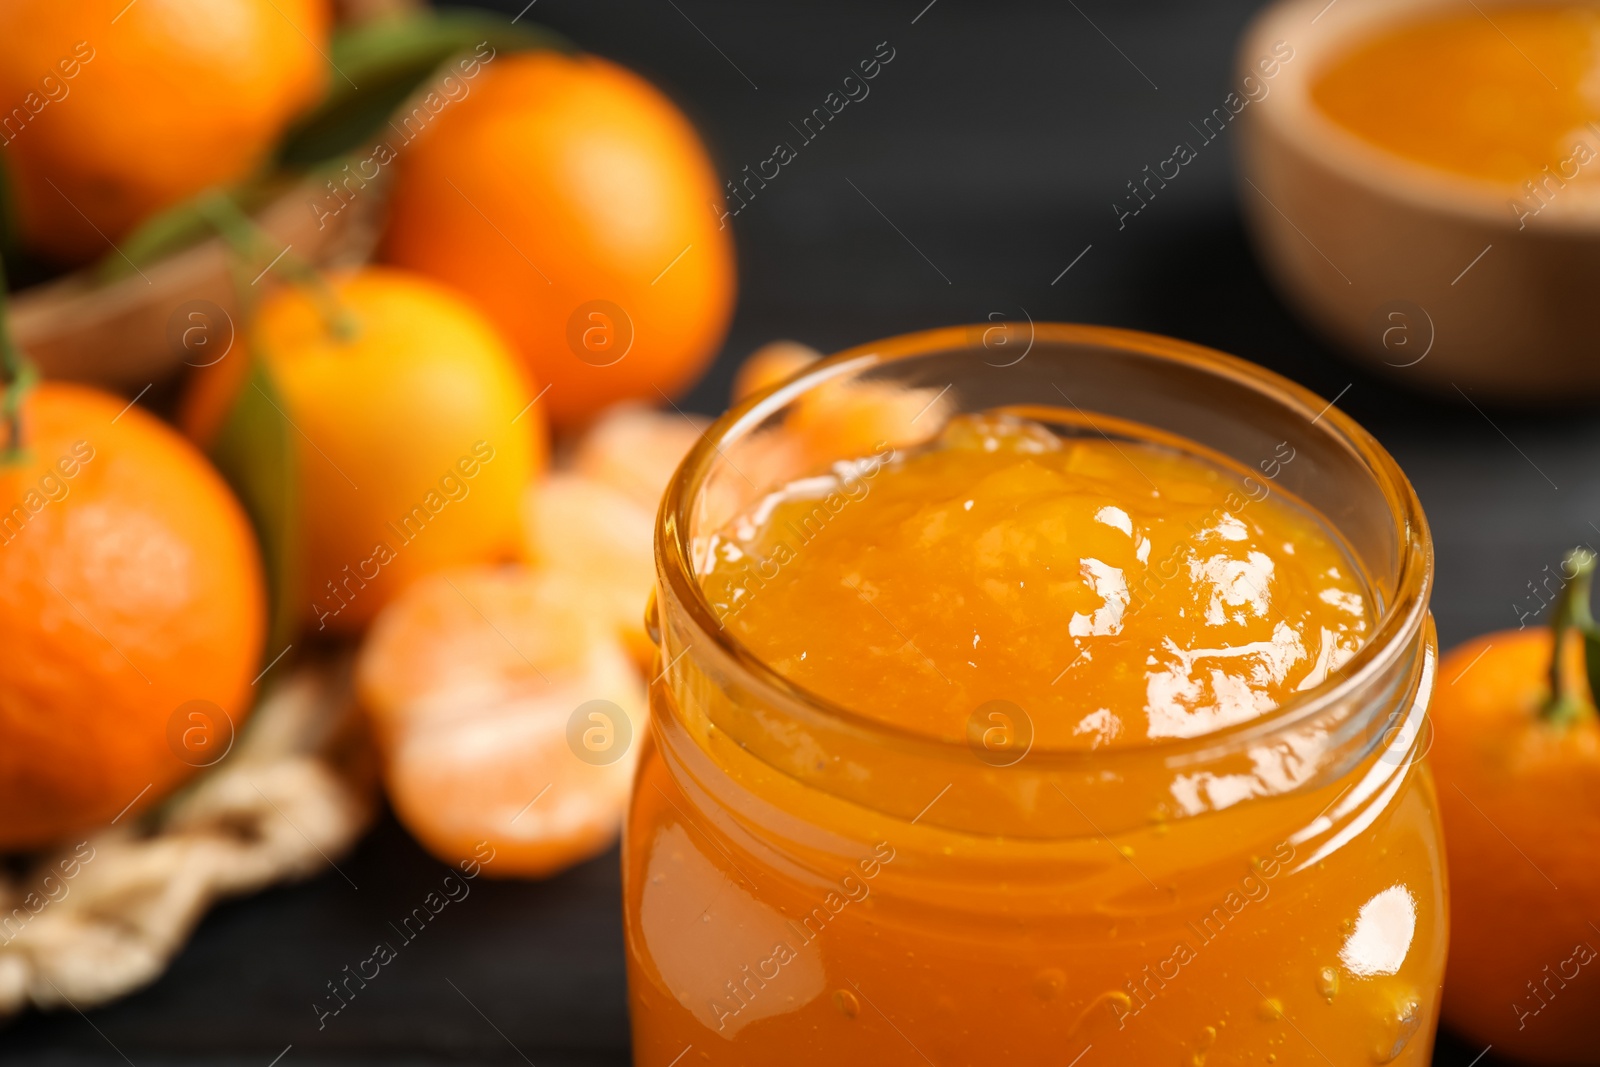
[628,408,1445,1067]
[1311,5,1600,185]
[702,413,1372,749]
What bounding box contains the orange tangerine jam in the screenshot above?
[703,414,1371,751]
[1312,5,1600,186]
[626,333,1444,1067]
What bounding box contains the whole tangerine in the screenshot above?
[0,382,266,849]
[0,0,330,264]
[1431,552,1600,1064]
[382,50,735,429]
[180,266,546,634]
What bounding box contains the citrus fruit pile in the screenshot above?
[0,0,743,945]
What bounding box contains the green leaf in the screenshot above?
[92,175,284,285]
[93,192,222,285]
[275,9,569,169]
[208,352,302,659]
[1582,628,1600,711]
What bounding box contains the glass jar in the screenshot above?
[625,324,1443,1066]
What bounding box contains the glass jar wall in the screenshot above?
[624,324,1444,1066]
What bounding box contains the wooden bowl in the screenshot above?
[1236,0,1600,401]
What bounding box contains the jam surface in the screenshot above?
[1311,5,1600,185]
[702,413,1372,749]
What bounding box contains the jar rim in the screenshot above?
[656,322,1433,772]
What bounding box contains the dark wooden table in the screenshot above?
[7,0,1587,1061]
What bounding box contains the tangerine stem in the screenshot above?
[1542,547,1597,724]
[0,252,38,463]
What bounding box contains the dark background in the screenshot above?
[8,0,1589,1062]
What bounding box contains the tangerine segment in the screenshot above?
[731,341,821,403]
[358,568,643,877]
[523,472,657,667]
[0,0,330,262]
[784,374,950,465]
[572,404,707,514]
[702,412,1371,748]
[0,383,265,848]
[383,51,736,427]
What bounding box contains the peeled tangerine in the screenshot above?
[571,403,708,513]
[524,473,656,667]
[731,340,821,402]
[522,367,956,693]
[357,567,644,878]
[521,404,710,669]
[733,339,949,472]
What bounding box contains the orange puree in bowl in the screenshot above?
[1311,5,1600,185]
[704,413,1371,750]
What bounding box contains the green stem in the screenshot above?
[195,190,358,343]
[0,252,38,464]
[1543,547,1597,724]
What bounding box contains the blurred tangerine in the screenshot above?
[357,566,644,878]
[180,266,546,633]
[0,0,330,264]
[382,50,735,428]
[0,382,265,848]
[1432,625,1600,1062]
[523,471,656,666]
[731,340,820,403]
